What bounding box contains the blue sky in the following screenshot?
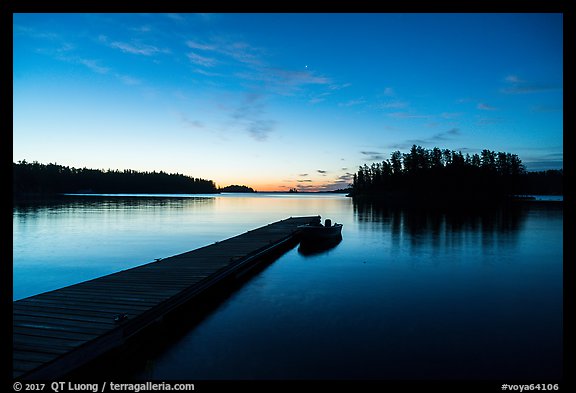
[13,13,563,191]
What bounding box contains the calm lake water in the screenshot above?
[12,193,563,380]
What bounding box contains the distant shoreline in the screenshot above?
[13,190,350,199]
[13,190,562,203]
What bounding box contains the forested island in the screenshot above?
[219,185,256,193]
[13,161,218,197]
[349,145,562,202]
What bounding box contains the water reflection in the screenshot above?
[353,200,527,251]
[12,195,218,300]
[13,194,215,214]
[297,236,342,257]
[12,193,350,300]
[12,194,562,379]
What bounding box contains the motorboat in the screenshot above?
[298,218,343,241]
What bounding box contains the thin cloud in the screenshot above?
[524,160,563,171]
[387,112,430,119]
[505,75,524,84]
[308,89,339,105]
[308,97,326,105]
[237,68,331,96]
[77,58,109,74]
[116,74,141,86]
[318,174,355,191]
[338,98,365,107]
[387,127,461,150]
[375,101,408,110]
[430,128,459,141]
[65,56,146,88]
[521,150,563,170]
[109,41,168,56]
[296,184,318,191]
[225,41,263,65]
[506,148,562,171]
[14,24,60,40]
[361,151,385,161]
[266,68,331,86]
[228,93,275,141]
[186,40,217,51]
[328,82,352,90]
[185,36,264,66]
[387,143,411,150]
[185,35,333,99]
[131,25,152,33]
[231,92,265,121]
[187,52,217,67]
[457,97,475,103]
[308,82,351,104]
[34,37,105,75]
[477,103,497,111]
[530,105,563,113]
[61,54,144,87]
[44,42,148,88]
[179,112,204,129]
[441,112,461,119]
[164,13,186,22]
[193,68,223,77]
[383,87,395,96]
[477,117,505,125]
[187,35,330,91]
[501,74,561,94]
[195,13,217,22]
[337,173,355,182]
[247,120,275,141]
[502,85,560,94]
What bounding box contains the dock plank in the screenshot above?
[13,316,113,333]
[13,216,319,379]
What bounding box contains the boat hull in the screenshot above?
[298,223,343,241]
[298,235,342,256]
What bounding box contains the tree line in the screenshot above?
[219,185,256,193]
[351,145,562,198]
[13,161,218,196]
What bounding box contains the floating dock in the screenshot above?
[13,216,320,379]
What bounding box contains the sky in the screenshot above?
[13,13,563,191]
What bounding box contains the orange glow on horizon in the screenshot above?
[217,180,339,193]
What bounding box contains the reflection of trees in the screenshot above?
[353,200,528,250]
[13,195,215,216]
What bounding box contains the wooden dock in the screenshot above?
[13,216,320,379]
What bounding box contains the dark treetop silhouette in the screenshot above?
[13,161,218,197]
[219,185,256,193]
[349,145,562,201]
